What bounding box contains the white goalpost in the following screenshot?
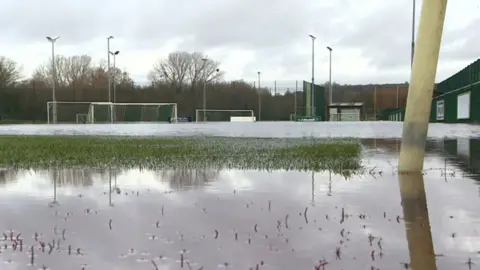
[195,109,255,122]
[47,101,178,124]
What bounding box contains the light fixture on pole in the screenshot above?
[257,71,261,121]
[327,46,333,104]
[309,34,316,117]
[107,36,114,123]
[46,36,60,124]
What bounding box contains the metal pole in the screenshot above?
[327,47,333,104]
[396,85,399,108]
[373,86,377,120]
[411,0,416,69]
[113,54,116,104]
[112,54,117,123]
[257,71,261,121]
[202,58,208,122]
[309,35,316,117]
[51,41,57,124]
[107,36,113,123]
[107,38,111,103]
[294,80,298,119]
[203,79,206,121]
[46,103,50,124]
[399,0,447,172]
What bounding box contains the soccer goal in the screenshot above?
[47,101,177,124]
[87,102,178,123]
[47,101,95,124]
[195,109,255,122]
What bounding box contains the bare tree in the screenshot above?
[33,55,94,88]
[0,56,22,86]
[33,55,68,87]
[149,52,191,90]
[187,52,224,90]
[66,55,93,87]
[149,51,224,91]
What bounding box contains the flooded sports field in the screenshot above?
[0,122,479,269]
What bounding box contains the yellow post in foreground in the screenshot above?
[399,0,448,172]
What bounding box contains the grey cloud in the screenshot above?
[441,18,480,62]
[0,0,118,45]
[337,1,479,73]
[337,2,413,70]
[130,0,320,52]
[0,0,478,85]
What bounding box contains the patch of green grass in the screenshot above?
[0,136,362,172]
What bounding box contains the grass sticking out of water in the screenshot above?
[0,136,361,172]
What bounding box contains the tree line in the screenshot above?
[0,52,408,122]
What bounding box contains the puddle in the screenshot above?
[0,138,479,269]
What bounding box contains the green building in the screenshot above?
[386,59,480,123]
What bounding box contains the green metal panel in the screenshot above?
[303,81,311,117]
[472,83,480,123]
[429,101,436,122]
[123,105,143,122]
[156,104,174,121]
[314,85,325,120]
[93,105,110,122]
[302,81,325,120]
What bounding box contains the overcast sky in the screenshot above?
[1,0,479,86]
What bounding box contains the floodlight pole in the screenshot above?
[309,34,316,117]
[327,46,333,104]
[107,36,114,123]
[46,36,59,124]
[257,71,261,121]
[109,50,120,122]
[202,57,208,122]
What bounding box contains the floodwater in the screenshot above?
[1,138,479,269]
[0,121,479,138]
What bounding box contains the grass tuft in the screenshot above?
[0,136,362,172]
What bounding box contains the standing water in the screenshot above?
[0,123,479,269]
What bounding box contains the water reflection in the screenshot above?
[398,172,437,270]
[362,138,480,183]
[154,168,219,190]
[0,140,479,269]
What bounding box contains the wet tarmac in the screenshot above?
[0,138,479,269]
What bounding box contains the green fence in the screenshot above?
[302,81,326,121]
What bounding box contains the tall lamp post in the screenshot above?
[257,71,261,121]
[47,36,59,124]
[109,50,119,122]
[327,46,333,104]
[109,51,120,103]
[107,36,114,123]
[202,57,208,122]
[309,34,316,117]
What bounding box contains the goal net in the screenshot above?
[47,102,177,124]
[47,101,94,124]
[195,109,255,122]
